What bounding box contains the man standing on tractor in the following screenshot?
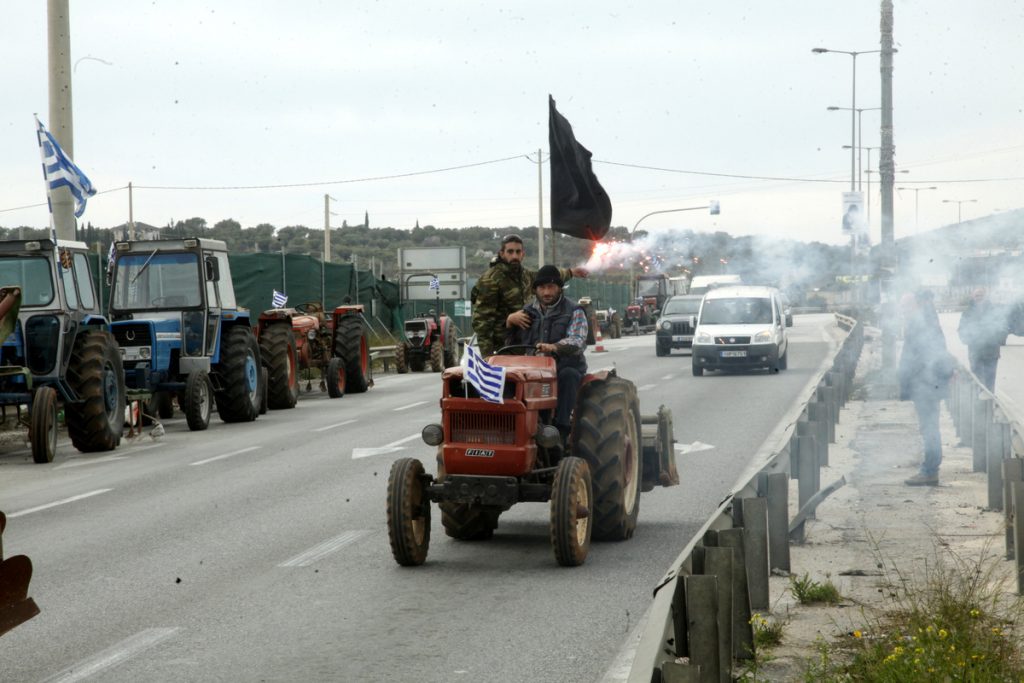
[472,233,586,356]
[509,265,588,443]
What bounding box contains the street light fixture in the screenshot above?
[631,202,720,236]
[896,186,938,232]
[829,106,881,190]
[812,47,882,191]
[942,198,977,225]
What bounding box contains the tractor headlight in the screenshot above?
[139,346,151,359]
[307,329,317,340]
[660,320,671,331]
[754,330,772,343]
[536,425,561,448]
[421,423,444,446]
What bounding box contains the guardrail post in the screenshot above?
[807,402,829,467]
[951,372,962,436]
[973,395,992,473]
[958,380,974,448]
[670,576,690,659]
[796,434,819,519]
[1013,482,1024,595]
[817,385,836,444]
[684,575,720,683]
[659,662,702,682]
[1005,459,1024,560]
[718,528,754,660]
[764,473,790,572]
[740,498,769,611]
[987,417,1008,511]
[702,547,734,683]
[825,373,842,421]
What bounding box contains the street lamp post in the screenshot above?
[813,47,881,191]
[830,107,881,190]
[897,186,938,232]
[844,144,880,223]
[630,202,720,236]
[942,198,977,225]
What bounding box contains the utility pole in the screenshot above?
[536,148,545,268]
[324,194,332,262]
[880,0,897,370]
[48,0,76,240]
[128,181,135,239]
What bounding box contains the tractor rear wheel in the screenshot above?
[334,314,371,393]
[30,386,58,464]
[260,323,298,410]
[387,458,431,566]
[550,456,592,566]
[65,329,124,453]
[215,326,261,423]
[571,376,642,541]
[183,370,212,431]
[429,340,444,372]
[437,450,498,540]
[326,357,345,398]
[258,367,269,415]
[154,391,174,419]
[395,343,408,374]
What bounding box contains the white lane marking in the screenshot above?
[351,433,421,459]
[661,374,674,380]
[637,384,657,391]
[42,627,180,683]
[313,419,357,433]
[8,489,112,518]
[189,446,261,466]
[279,530,371,567]
[55,455,126,470]
[675,441,716,454]
[394,400,427,411]
[124,443,168,453]
[597,603,654,683]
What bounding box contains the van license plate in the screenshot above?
[721,350,747,358]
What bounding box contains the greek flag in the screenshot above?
[462,340,506,404]
[35,117,96,218]
[272,290,288,308]
[429,276,440,292]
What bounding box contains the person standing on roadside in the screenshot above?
[899,290,955,487]
[957,287,1007,392]
[471,234,586,356]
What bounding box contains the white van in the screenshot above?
[691,285,788,376]
[687,274,742,296]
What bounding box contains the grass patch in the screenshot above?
[790,573,842,605]
[803,544,1024,681]
[752,612,786,648]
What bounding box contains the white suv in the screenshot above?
[691,285,788,376]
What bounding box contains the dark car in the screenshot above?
[655,295,703,356]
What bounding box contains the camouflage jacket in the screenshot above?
[471,260,573,356]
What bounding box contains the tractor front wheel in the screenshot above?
[550,456,592,566]
[260,323,298,410]
[334,314,371,393]
[215,326,261,423]
[326,357,346,398]
[429,340,444,372]
[387,458,431,566]
[65,329,124,453]
[30,386,58,464]
[183,370,212,431]
[395,343,408,374]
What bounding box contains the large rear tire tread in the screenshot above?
[571,376,642,541]
[30,386,58,464]
[334,314,371,393]
[395,343,408,374]
[550,456,592,566]
[260,323,299,410]
[215,326,261,423]
[387,458,431,566]
[326,357,345,398]
[65,329,125,453]
[429,340,444,372]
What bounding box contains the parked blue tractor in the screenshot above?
[108,238,281,431]
[0,238,125,463]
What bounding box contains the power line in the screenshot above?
[0,185,128,214]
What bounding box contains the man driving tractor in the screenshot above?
[508,264,588,443]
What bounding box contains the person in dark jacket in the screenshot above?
[509,265,588,441]
[899,290,955,486]
[957,288,1007,392]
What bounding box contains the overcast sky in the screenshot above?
[1,1,1021,246]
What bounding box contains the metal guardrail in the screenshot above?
[626,316,865,682]
[948,364,1024,595]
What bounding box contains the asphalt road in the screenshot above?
[0,315,836,683]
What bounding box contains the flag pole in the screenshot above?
[34,116,58,244]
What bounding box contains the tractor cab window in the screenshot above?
[636,280,660,298]
[211,252,235,309]
[111,251,202,311]
[0,256,54,307]
[60,258,80,309]
[72,252,96,310]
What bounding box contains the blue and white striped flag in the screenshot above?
[429,276,440,292]
[272,290,288,308]
[462,340,506,404]
[35,117,96,218]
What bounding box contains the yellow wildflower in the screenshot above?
[853,630,862,639]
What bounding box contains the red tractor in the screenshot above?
[394,311,458,374]
[386,349,678,567]
[256,302,372,408]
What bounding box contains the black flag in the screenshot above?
[548,95,612,241]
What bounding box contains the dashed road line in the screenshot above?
[189,446,261,466]
[8,489,113,518]
[279,530,371,567]
[637,384,657,391]
[42,627,180,683]
[55,455,127,470]
[394,401,427,411]
[352,433,421,459]
[313,419,357,433]
[661,374,674,380]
